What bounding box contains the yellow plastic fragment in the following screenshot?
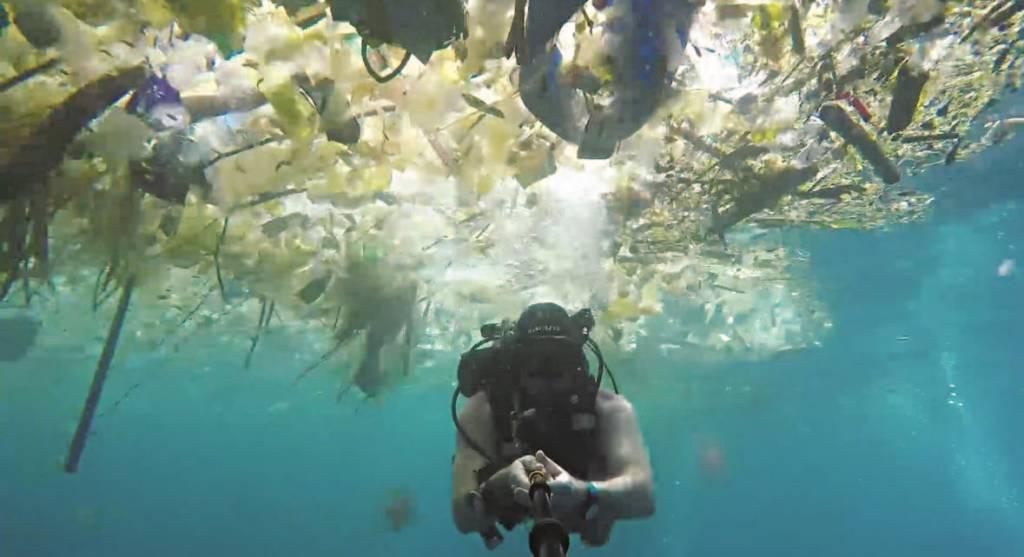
[164,0,246,54]
[260,71,318,147]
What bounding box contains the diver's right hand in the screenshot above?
[482,454,540,510]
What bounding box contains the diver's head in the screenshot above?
[515,303,580,342]
[513,303,591,400]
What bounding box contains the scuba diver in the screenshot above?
[451,303,654,550]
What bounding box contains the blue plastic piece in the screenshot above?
[126,74,182,116]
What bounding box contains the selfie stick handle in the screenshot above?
[527,470,570,557]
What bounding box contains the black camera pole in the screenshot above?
[527,470,570,557]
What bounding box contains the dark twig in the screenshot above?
[64,275,136,474]
[205,136,285,168]
[265,301,275,331]
[244,298,275,369]
[228,188,308,213]
[712,283,746,294]
[97,382,142,418]
[214,217,230,303]
[155,285,215,349]
[0,200,29,302]
[0,56,60,94]
[331,305,343,331]
[179,286,215,327]
[293,336,347,385]
[92,263,118,311]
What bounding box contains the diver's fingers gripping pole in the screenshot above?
[529,470,547,485]
[528,471,553,518]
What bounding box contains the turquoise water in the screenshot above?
[2,131,1023,556]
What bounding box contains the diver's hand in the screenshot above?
[535,451,589,523]
[483,454,540,509]
[463,491,505,550]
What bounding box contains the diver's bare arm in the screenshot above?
[590,394,655,521]
[451,393,497,534]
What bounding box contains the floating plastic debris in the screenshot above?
[164,0,247,55]
[987,118,1024,145]
[819,101,901,185]
[0,0,1019,401]
[1,64,148,202]
[886,62,929,134]
[330,0,468,70]
[383,488,417,532]
[517,0,699,159]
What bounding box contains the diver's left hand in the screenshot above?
[534,451,589,523]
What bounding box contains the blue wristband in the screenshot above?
[582,482,599,520]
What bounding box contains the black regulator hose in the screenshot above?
[452,387,496,464]
[586,339,619,394]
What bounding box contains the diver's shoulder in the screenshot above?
[595,390,634,415]
[461,391,492,417]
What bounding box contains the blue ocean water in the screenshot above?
[2,135,1023,556]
